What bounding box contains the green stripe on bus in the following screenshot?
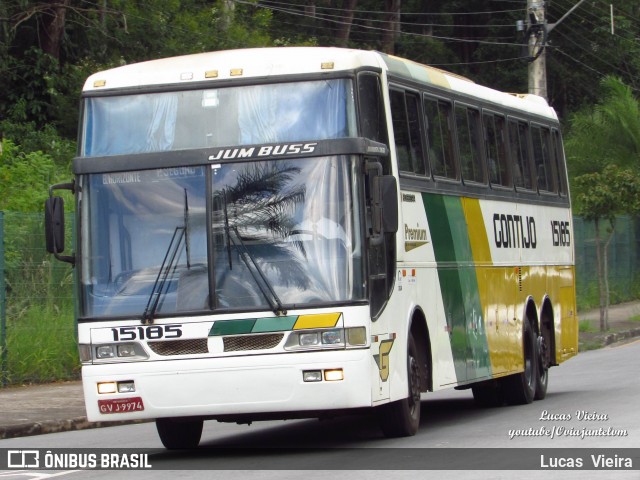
[253,316,298,333]
[209,318,257,336]
[422,193,492,383]
[209,316,299,336]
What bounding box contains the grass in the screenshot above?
[578,319,594,333]
[4,304,79,384]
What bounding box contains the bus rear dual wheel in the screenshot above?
[472,316,548,407]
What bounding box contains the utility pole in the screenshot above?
[524,0,588,101]
[527,1,547,99]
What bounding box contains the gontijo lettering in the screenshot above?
[493,213,537,249]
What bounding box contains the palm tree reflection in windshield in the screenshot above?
[211,158,361,309]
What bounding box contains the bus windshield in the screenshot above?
[82,79,357,156]
[79,156,365,319]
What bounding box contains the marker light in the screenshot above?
[346,327,366,346]
[97,382,117,394]
[324,369,344,381]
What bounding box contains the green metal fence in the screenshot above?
[1,212,6,386]
[0,211,77,386]
[573,215,640,307]
[0,212,639,386]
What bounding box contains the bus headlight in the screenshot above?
[80,343,149,364]
[284,327,366,351]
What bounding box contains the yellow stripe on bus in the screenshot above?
[293,313,342,330]
[461,198,492,265]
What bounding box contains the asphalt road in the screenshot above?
[1,339,639,480]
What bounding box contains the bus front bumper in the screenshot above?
[82,348,373,422]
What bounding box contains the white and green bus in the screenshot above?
[45,47,578,448]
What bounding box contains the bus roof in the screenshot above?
[84,46,557,120]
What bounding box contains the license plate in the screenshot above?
[98,397,144,414]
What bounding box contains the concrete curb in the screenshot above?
[0,417,149,440]
[602,327,640,346]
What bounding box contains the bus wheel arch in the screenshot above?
[409,308,432,392]
[503,299,537,405]
[377,309,430,438]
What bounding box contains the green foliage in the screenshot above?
[0,139,69,212]
[5,304,79,384]
[578,320,593,333]
[2,212,76,385]
[566,76,640,179]
[573,165,640,223]
[1,119,75,169]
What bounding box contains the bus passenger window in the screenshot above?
[484,113,511,188]
[456,105,484,184]
[358,73,388,145]
[508,119,533,190]
[390,89,426,175]
[424,96,456,179]
[531,125,557,193]
[553,129,568,196]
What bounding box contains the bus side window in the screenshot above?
[358,73,389,146]
[552,129,568,196]
[389,89,426,176]
[424,95,456,180]
[484,112,511,188]
[455,104,485,184]
[531,124,557,193]
[508,119,533,190]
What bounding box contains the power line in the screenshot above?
[241,0,527,47]
[257,0,525,17]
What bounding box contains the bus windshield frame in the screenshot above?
[78,155,367,320]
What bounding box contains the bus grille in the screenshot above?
[147,339,209,356]
[223,333,284,352]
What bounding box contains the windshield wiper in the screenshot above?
[142,190,191,324]
[226,227,287,316]
[142,225,185,324]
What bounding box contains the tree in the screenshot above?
[573,166,640,330]
[566,76,640,330]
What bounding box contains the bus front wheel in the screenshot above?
[156,417,203,449]
[378,335,421,437]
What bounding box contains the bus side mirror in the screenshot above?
[45,196,65,254]
[44,181,76,265]
[372,175,398,235]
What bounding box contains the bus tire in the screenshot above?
[503,316,537,405]
[534,333,549,400]
[378,335,421,438]
[156,417,203,449]
[472,381,505,407]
